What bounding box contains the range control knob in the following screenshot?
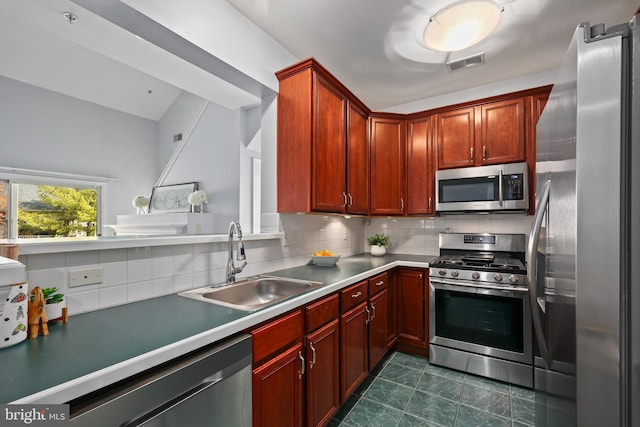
[451,270,459,278]
[439,269,447,276]
[471,272,480,280]
[494,273,504,282]
[509,275,519,284]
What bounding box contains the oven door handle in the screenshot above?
[526,179,551,369]
[429,278,528,297]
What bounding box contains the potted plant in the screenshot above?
[41,287,65,320]
[367,233,389,256]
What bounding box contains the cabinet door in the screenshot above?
[340,302,369,402]
[312,74,347,213]
[370,116,406,215]
[435,107,476,170]
[346,101,370,215]
[306,319,340,427]
[368,289,388,370]
[480,98,526,165]
[253,343,304,427]
[397,269,428,352]
[407,117,434,215]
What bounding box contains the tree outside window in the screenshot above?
[17,184,97,238]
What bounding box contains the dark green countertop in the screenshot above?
[0,253,433,404]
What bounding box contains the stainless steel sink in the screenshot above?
[179,276,324,311]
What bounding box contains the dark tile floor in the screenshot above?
[329,351,535,427]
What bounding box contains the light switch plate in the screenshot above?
[68,267,103,287]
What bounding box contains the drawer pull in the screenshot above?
[352,291,362,298]
[309,342,317,368]
[375,280,384,287]
[298,351,305,379]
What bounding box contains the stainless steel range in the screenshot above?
[429,233,532,387]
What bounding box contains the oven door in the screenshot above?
[429,278,532,365]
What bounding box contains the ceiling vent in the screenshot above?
[446,52,485,72]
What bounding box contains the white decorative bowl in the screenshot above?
[311,255,341,266]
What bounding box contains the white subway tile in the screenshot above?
[128,258,153,283]
[127,280,153,302]
[67,289,100,315]
[99,285,128,308]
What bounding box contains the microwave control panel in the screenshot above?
[503,174,524,200]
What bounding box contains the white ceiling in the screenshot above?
[226,0,638,109]
[0,0,260,121]
[1,0,637,119]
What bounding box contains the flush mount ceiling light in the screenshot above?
[424,0,503,52]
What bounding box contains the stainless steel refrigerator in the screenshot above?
[528,18,640,427]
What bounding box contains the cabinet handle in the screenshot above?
[352,291,362,298]
[375,280,384,287]
[470,147,474,161]
[428,197,432,211]
[483,145,487,160]
[298,351,305,379]
[400,198,404,211]
[365,305,371,324]
[348,193,353,207]
[342,192,348,207]
[309,342,317,369]
[371,303,376,321]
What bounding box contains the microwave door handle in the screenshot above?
[527,180,551,369]
[498,169,504,206]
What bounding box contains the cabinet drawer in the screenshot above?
[306,293,339,333]
[368,272,388,297]
[340,281,368,313]
[251,309,303,365]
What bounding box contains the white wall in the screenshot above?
[156,91,205,177]
[384,69,558,114]
[159,101,241,232]
[0,76,158,225]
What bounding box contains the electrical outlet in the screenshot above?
[68,267,103,288]
[343,229,349,240]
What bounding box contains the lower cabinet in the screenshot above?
[305,295,340,427]
[250,309,304,427]
[339,281,369,402]
[253,342,304,427]
[249,267,427,426]
[397,268,429,355]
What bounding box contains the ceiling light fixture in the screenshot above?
[424,0,503,52]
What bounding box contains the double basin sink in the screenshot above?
[179,276,324,311]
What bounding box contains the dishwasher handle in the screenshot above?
[124,375,223,427]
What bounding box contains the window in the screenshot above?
[0,169,105,240]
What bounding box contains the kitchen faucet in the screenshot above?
[226,221,247,283]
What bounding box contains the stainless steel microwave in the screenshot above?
[435,162,529,213]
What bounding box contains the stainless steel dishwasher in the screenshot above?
[69,333,252,426]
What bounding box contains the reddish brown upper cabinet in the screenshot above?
[370,114,406,215]
[406,115,435,215]
[276,59,370,215]
[436,97,526,170]
[435,107,476,170]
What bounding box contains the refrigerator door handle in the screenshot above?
[527,179,551,369]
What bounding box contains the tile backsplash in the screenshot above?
[17,213,532,316]
[364,214,533,256]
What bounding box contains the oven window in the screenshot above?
[439,176,497,203]
[435,289,524,353]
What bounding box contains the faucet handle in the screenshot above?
[234,261,247,274]
[237,240,246,261]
